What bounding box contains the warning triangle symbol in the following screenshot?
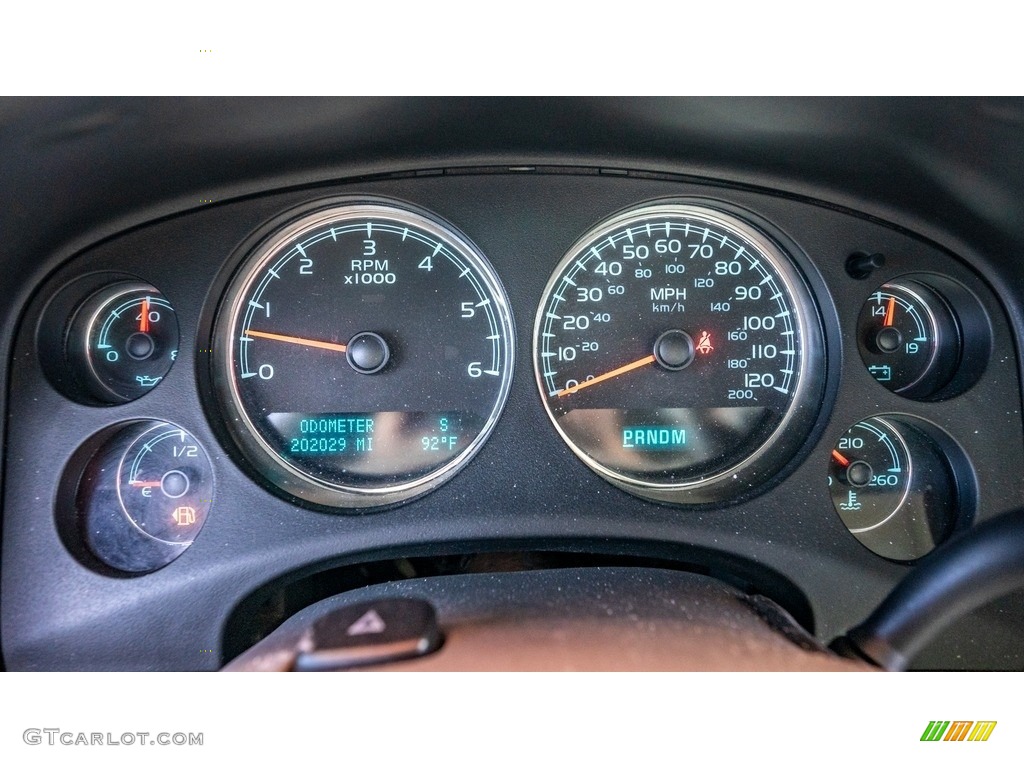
[346,609,387,636]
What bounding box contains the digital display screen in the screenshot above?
[622,426,687,450]
[265,411,480,485]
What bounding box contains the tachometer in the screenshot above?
[533,201,825,504]
[212,200,514,509]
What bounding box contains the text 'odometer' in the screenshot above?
[533,201,824,505]
[213,200,514,509]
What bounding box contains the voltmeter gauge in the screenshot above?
[77,420,214,573]
[67,282,179,403]
[829,416,964,562]
[857,280,961,399]
[533,201,826,505]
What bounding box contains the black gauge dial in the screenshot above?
[213,200,514,509]
[829,416,961,561]
[829,417,912,533]
[857,280,961,399]
[78,420,213,573]
[67,282,179,403]
[534,201,825,505]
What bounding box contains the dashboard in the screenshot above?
[2,98,1023,671]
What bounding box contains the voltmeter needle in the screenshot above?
[244,329,348,353]
[556,354,656,397]
[884,296,896,327]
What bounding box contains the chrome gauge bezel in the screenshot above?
[532,200,827,506]
[211,199,515,510]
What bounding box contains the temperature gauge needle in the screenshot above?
[832,449,851,467]
[244,329,348,353]
[556,354,656,397]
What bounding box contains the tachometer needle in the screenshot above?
[831,449,851,467]
[883,296,896,327]
[244,329,348,353]
[556,354,656,397]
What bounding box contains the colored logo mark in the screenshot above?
[921,721,997,742]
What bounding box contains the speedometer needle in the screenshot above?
[244,329,348,353]
[556,354,656,397]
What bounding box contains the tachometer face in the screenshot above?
[213,200,514,509]
[534,202,824,504]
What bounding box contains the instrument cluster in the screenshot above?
[5,168,1022,670]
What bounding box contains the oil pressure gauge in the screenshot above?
[66,281,179,403]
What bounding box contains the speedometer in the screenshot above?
[212,199,514,510]
[533,201,825,504]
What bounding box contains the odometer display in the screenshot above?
[534,202,824,504]
[213,200,514,509]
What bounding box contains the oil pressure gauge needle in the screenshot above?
[244,329,348,353]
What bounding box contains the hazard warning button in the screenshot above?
[293,598,442,671]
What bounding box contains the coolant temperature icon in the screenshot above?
[839,490,862,511]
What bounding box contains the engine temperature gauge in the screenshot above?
[829,416,962,562]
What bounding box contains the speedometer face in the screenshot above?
[534,202,825,504]
[213,200,514,509]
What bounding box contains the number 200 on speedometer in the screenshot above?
[533,201,826,505]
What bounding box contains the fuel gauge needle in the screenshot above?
[556,354,656,397]
[244,329,348,353]
[129,480,163,487]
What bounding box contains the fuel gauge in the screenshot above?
[76,420,214,573]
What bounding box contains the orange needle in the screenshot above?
[883,296,896,327]
[244,329,348,353]
[832,449,851,467]
[130,480,163,487]
[140,297,150,333]
[556,354,657,397]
